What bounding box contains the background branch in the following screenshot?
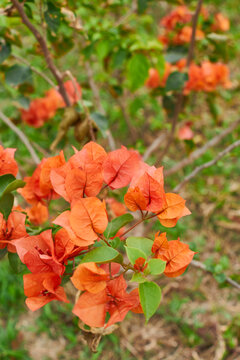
[0,110,40,165]
[11,0,71,107]
[191,259,240,292]
[165,118,240,176]
[174,139,240,192]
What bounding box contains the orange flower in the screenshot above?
[27,202,49,225]
[173,26,204,44]
[157,193,191,228]
[71,262,109,294]
[54,197,108,246]
[145,63,172,89]
[160,6,192,30]
[0,211,27,253]
[212,13,230,32]
[134,257,148,272]
[0,146,18,176]
[157,239,195,277]
[178,122,194,140]
[23,272,68,311]
[152,232,169,256]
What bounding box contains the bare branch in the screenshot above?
[0,110,40,165]
[143,132,166,161]
[191,260,240,292]
[12,54,56,89]
[84,61,116,150]
[165,119,240,176]
[174,139,240,192]
[11,0,71,107]
[186,0,203,67]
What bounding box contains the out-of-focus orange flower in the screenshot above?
[173,26,204,44]
[178,122,194,140]
[145,62,172,89]
[0,146,18,177]
[27,202,49,225]
[212,13,230,32]
[160,6,192,30]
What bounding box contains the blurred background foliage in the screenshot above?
[0,0,240,359]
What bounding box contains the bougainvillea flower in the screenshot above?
[157,193,191,228]
[51,142,107,201]
[0,211,27,253]
[106,198,127,217]
[127,167,166,213]
[178,122,194,140]
[157,239,195,277]
[39,151,65,194]
[0,146,18,176]
[54,228,86,264]
[27,202,49,225]
[54,197,108,246]
[134,257,148,272]
[14,229,65,276]
[64,79,82,104]
[23,272,68,311]
[145,63,172,89]
[173,26,204,44]
[160,6,192,30]
[152,232,169,256]
[73,275,141,328]
[102,146,141,189]
[71,262,109,294]
[212,13,230,32]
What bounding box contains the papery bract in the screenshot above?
[0,211,27,253]
[157,193,191,228]
[0,146,18,176]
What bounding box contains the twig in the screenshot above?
[157,0,203,164]
[84,61,116,150]
[115,0,137,27]
[143,132,166,161]
[186,0,203,67]
[11,0,71,107]
[165,119,240,176]
[191,259,240,292]
[0,110,40,165]
[174,139,240,192]
[12,54,56,89]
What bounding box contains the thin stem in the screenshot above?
[174,139,240,192]
[119,212,159,239]
[0,110,40,165]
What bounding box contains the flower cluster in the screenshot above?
[0,142,194,328]
[20,79,81,128]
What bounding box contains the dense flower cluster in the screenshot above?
[0,142,194,328]
[146,6,231,94]
[20,79,81,128]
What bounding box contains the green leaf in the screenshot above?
[127,53,150,91]
[148,258,166,275]
[5,64,32,86]
[165,71,188,92]
[8,252,25,274]
[81,246,122,264]
[44,1,61,33]
[156,54,165,78]
[91,112,109,137]
[109,237,121,249]
[131,272,146,283]
[96,40,111,60]
[165,47,188,64]
[0,42,11,63]
[126,237,153,257]
[104,214,134,239]
[0,248,7,260]
[0,174,25,197]
[125,246,146,265]
[138,0,149,14]
[0,193,14,220]
[111,49,128,69]
[139,281,162,322]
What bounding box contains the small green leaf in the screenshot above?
[5,64,32,86]
[0,42,11,63]
[165,71,188,92]
[109,237,121,249]
[0,174,25,198]
[148,258,166,275]
[125,246,146,265]
[139,281,162,322]
[44,1,61,33]
[104,214,134,239]
[127,53,150,91]
[81,246,122,264]
[126,237,153,257]
[131,272,146,283]
[165,47,188,64]
[0,193,14,220]
[8,252,25,273]
[91,112,109,137]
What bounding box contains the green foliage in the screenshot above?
[126,236,153,257]
[104,213,134,238]
[139,281,162,322]
[5,65,32,86]
[81,245,122,264]
[127,53,150,91]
